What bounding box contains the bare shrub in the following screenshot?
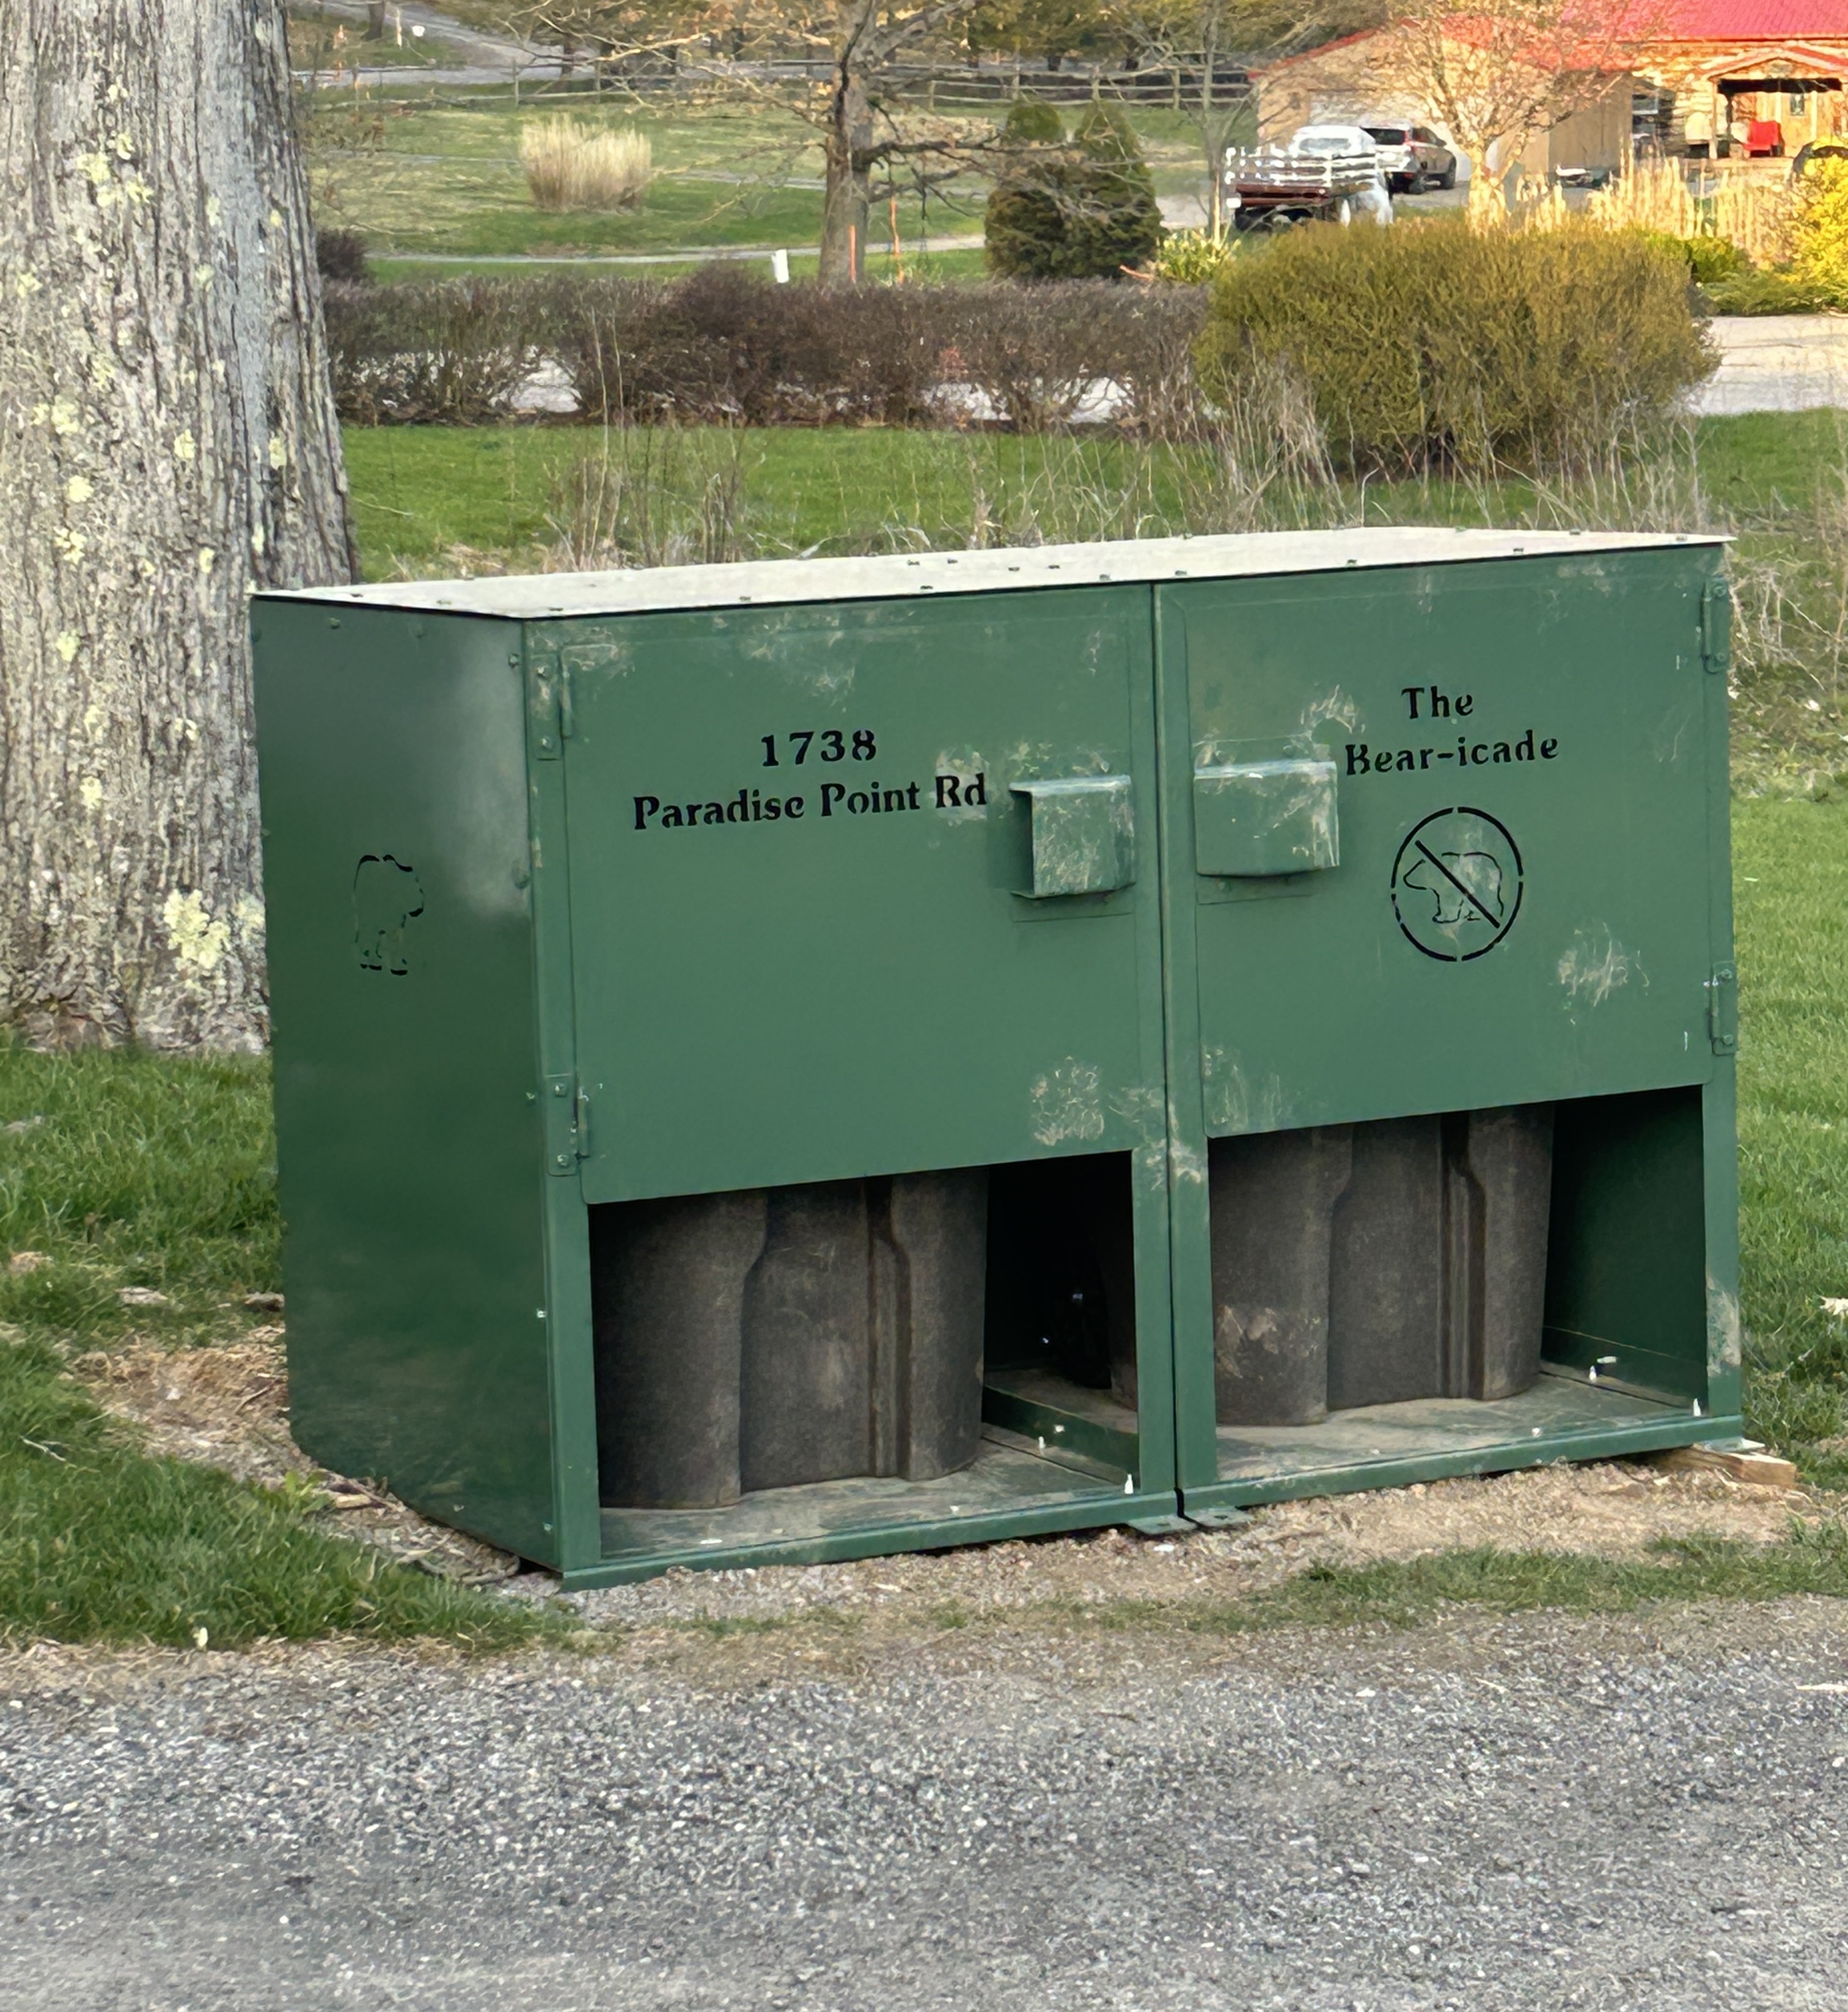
[543,273,724,424]
[314,229,370,285]
[323,279,540,425]
[521,117,651,213]
[946,284,1105,431]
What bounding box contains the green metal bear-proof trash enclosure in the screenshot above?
[252,528,1743,1585]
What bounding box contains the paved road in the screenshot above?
[4,1596,1846,2009]
[1697,315,1848,415]
[296,0,557,89]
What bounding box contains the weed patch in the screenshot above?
[1045,1524,1848,1640]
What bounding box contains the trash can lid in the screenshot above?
[260,527,1726,623]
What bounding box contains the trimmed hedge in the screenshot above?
[324,230,1717,462]
[325,277,543,425]
[324,269,1211,433]
[1197,221,1715,473]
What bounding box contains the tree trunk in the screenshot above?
[1200,12,1223,238]
[0,0,355,1051]
[366,1,386,35]
[1464,144,1510,224]
[819,63,873,287]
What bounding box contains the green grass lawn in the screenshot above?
[299,90,1230,261]
[303,90,1217,259]
[367,245,992,284]
[309,99,989,255]
[343,425,1196,569]
[1734,799,1848,1485]
[339,410,1848,573]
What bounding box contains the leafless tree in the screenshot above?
[497,0,1016,282]
[1374,0,1660,219]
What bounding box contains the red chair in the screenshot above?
[1746,119,1784,156]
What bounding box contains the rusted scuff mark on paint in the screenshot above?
[1706,1276,1742,1381]
[1557,925,1645,1018]
[1030,1059,1106,1147]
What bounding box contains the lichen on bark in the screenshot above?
[0,0,354,1050]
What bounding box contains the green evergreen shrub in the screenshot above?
[1196,221,1715,473]
[1632,230,1749,284]
[1701,265,1845,314]
[1063,103,1164,281]
[985,101,1071,280]
[985,100,1164,281]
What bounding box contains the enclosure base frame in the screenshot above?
[1179,1370,1746,1515]
[565,1430,1177,1587]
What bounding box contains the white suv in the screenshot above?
[1360,123,1457,193]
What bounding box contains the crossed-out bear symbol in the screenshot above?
[1401,846,1504,927]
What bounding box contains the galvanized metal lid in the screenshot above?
[260,526,1726,621]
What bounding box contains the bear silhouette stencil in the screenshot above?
[1401,848,1504,927]
[1390,809,1523,962]
[353,856,425,975]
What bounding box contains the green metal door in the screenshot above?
[1159,552,1722,1133]
[1155,548,1737,1496]
[550,588,1168,1202]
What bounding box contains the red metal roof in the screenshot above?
[1264,0,1848,68]
[1652,0,1848,35]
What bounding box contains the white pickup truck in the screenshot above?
[1223,124,1395,232]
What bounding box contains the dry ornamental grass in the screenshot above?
[519,117,651,215]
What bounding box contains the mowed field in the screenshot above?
[339,410,1848,576]
[307,92,1229,261]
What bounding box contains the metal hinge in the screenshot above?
[543,1073,592,1175]
[1707,964,1737,1054]
[529,657,573,760]
[1700,578,1732,677]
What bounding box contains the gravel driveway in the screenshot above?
[4,1593,1846,2010]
